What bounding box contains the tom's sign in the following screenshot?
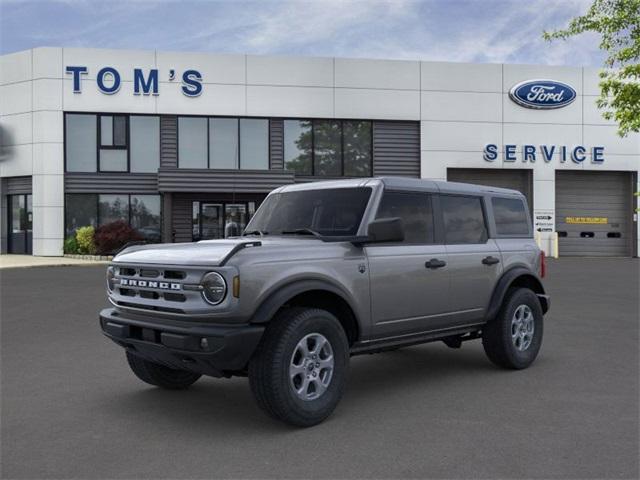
[509,79,576,109]
[65,66,203,97]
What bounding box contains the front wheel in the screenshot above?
[482,288,544,369]
[248,307,350,427]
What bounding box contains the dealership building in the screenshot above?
[0,47,638,257]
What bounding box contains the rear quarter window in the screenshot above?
[492,197,530,236]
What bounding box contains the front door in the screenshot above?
[365,191,451,339]
[192,201,254,240]
[8,194,32,254]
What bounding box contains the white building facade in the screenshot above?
[1,47,638,257]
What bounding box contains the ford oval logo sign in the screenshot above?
[509,79,577,109]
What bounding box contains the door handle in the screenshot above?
[425,258,447,269]
[482,256,500,266]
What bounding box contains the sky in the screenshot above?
[0,0,604,66]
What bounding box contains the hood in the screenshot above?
[112,237,323,266]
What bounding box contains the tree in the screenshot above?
[543,0,640,136]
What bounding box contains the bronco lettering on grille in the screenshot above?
[120,278,181,290]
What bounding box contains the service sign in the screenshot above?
[534,210,555,233]
[509,79,577,109]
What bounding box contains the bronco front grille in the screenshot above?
[111,265,205,315]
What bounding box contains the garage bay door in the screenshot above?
[556,171,634,257]
[447,168,533,211]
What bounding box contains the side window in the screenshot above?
[441,195,487,244]
[492,197,530,236]
[375,191,434,244]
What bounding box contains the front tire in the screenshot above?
[126,351,201,389]
[482,288,543,369]
[248,307,350,427]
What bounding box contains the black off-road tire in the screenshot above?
[482,287,544,369]
[126,351,201,389]
[248,307,350,427]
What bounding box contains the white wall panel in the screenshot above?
[33,111,63,144]
[0,145,32,176]
[583,67,602,96]
[503,123,582,151]
[32,174,63,207]
[63,48,156,81]
[0,113,32,146]
[33,143,64,175]
[33,237,64,256]
[32,205,64,239]
[33,79,63,111]
[421,61,502,92]
[157,83,245,115]
[504,93,582,124]
[335,58,419,90]
[157,51,245,85]
[584,125,640,156]
[247,55,333,87]
[63,79,157,113]
[421,121,501,152]
[335,88,419,120]
[583,96,616,126]
[0,82,32,115]
[0,50,32,85]
[421,91,501,122]
[33,47,63,80]
[503,64,583,94]
[247,86,333,117]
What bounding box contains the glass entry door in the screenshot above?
[192,201,255,240]
[8,194,32,254]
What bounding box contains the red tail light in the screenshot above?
[540,250,546,278]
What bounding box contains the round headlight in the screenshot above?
[106,266,115,292]
[201,272,227,305]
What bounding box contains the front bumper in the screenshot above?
[99,308,264,377]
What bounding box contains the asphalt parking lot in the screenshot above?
[1,258,638,479]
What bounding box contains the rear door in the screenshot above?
[365,190,451,339]
[439,194,502,325]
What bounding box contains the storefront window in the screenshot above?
[192,201,254,240]
[130,116,160,173]
[313,120,342,176]
[178,117,208,168]
[209,118,238,169]
[343,121,372,176]
[65,114,97,172]
[98,195,130,226]
[131,195,161,242]
[240,119,269,170]
[65,194,98,236]
[284,120,312,175]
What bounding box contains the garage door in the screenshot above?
[556,171,634,257]
[447,168,533,211]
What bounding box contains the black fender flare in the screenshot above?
[249,279,360,326]
[485,267,548,322]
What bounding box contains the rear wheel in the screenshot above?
[126,351,201,389]
[249,307,350,427]
[482,288,543,369]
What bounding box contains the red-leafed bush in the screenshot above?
[94,220,143,255]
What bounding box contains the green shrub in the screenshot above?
[76,226,97,255]
[63,236,79,254]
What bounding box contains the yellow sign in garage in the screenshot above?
[565,217,608,224]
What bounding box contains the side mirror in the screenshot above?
[365,217,404,243]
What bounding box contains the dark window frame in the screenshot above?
[63,112,161,174]
[284,118,373,178]
[439,193,490,245]
[98,114,129,172]
[191,200,255,241]
[177,115,271,170]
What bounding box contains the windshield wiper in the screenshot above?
[242,229,268,236]
[281,228,323,239]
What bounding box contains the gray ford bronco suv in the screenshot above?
[100,177,549,426]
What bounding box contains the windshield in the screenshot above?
[245,187,372,237]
